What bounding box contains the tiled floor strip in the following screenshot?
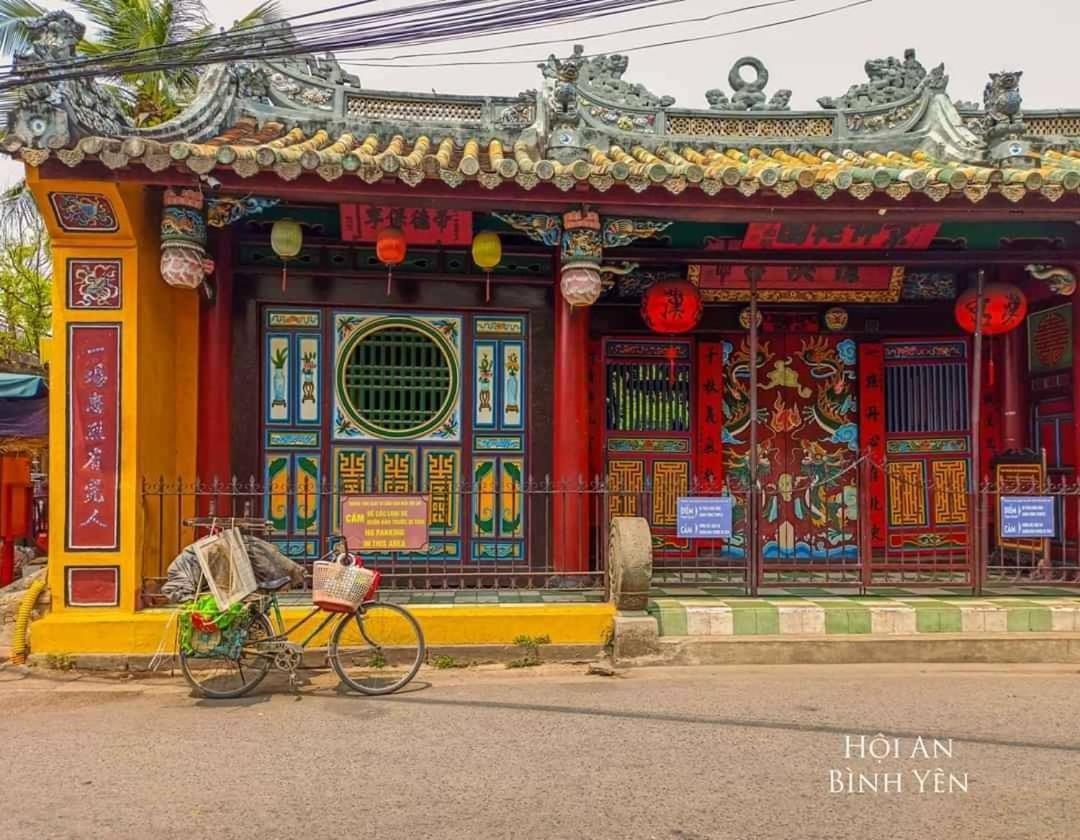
[647,596,1080,637]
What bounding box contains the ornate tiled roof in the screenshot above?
[36,125,1080,204]
[5,12,1080,204]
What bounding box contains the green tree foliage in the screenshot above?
[0,185,49,359]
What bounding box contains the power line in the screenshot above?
[0,0,667,81]
[333,0,798,63]
[0,0,871,92]
[337,0,874,69]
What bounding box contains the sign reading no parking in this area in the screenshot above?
[676,497,733,539]
[341,495,430,552]
[999,496,1056,539]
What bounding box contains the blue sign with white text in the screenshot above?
[677,497,733,539]
[999,496,1055,539]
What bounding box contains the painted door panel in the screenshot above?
[722,333,860,561]
[260,309,528,566]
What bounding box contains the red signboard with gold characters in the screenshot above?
[67,324,121,551]
[741,221,940,251]
[687,222,938,304]
[340,205,472,245]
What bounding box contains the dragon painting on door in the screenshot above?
[722,334,860,560]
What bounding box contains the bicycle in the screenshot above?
[179,539,425,700]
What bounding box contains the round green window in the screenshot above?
[336,318,459,439]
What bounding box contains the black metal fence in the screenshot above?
[982,477,1080,587]
[140,476,615,599]
[140,468,1080,601]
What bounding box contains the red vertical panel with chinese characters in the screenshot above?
[67,324,121,551]
[858,342,886,551]
[979,342,1003,483]
[696,342,724,489]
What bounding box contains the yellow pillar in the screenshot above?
[27,172,198,639]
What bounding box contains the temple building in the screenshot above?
[6,11,1080,630]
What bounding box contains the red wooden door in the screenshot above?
[722,333,860,567]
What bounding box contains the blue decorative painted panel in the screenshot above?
[295,333,321,425]
[266,333,291,425]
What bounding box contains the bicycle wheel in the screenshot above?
[180,612,273,699]
[329,602,425,695]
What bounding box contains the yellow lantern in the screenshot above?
[472,230,502,302]
[270,219,303,291]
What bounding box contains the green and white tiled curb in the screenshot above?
[647,597,1080,637]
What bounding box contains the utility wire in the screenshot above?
[0,0,871,89]
[0,0,669,79]
[338,0,875,69]
[334,0,798,62]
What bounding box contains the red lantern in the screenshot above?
[641,280,704,334]
[954,282,1028,335]
[376,227,407,295]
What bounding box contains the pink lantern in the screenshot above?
[560,266,602,307]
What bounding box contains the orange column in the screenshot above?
[25,173,198,614]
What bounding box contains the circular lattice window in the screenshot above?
[336,318,458,439]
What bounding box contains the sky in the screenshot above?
[3,0,1080,186]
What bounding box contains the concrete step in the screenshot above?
[648,632,1080,666]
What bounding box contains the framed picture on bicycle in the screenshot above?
[192,528,257,610]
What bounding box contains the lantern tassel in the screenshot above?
[485,271,491,303]
[281,263,287,293]
[664,346,678,385]
[386,266,392,297]
[987,337,995,387]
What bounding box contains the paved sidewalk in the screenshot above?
[648,593,1080,637]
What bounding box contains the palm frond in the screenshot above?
[0,0,47,57]
[73,0,209,54]
[231,0,281,30]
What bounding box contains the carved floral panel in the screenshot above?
[67,259,122,310]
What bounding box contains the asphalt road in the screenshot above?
[1,662,1079,840]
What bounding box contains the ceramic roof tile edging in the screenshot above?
[4,11,1079,206]
[20,136,1080,204]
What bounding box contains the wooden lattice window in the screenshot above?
[337,321,458,439]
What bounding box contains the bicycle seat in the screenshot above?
[257,576,292,593]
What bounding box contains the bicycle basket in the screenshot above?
[312,558,379,612]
